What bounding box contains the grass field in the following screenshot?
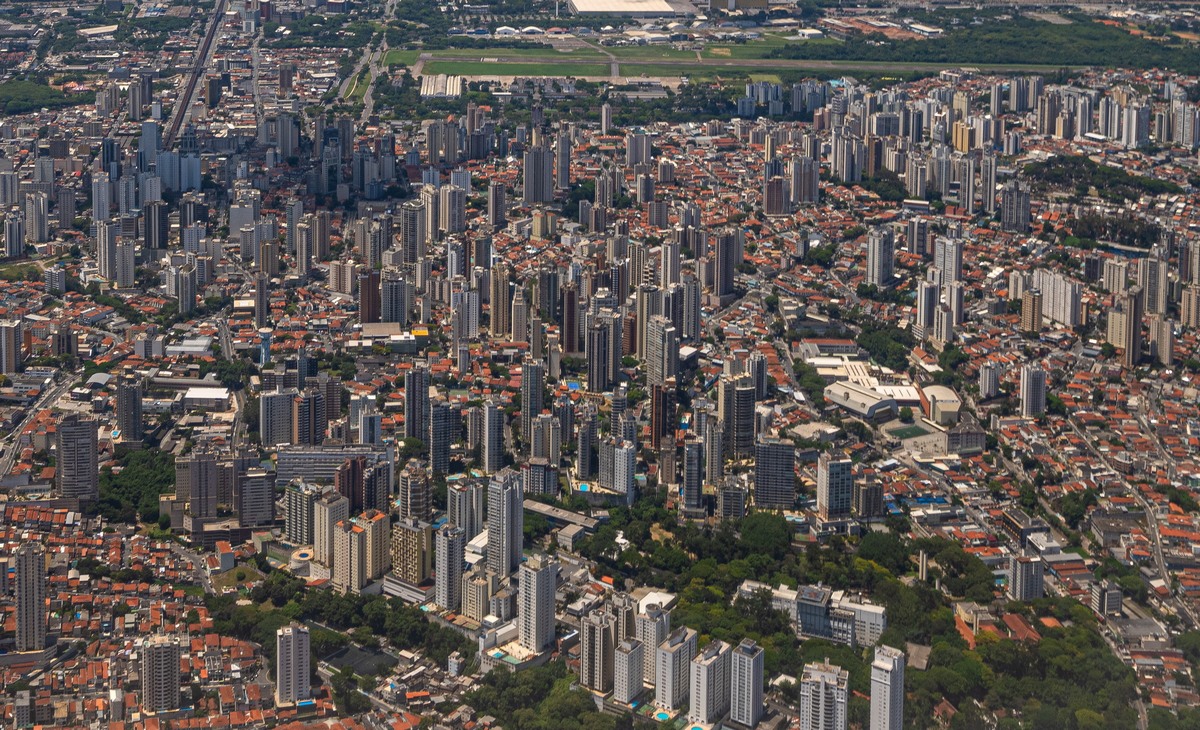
[425,47,606,60]
[609,45,698,61]
[703,34,803,59]
[384,49,420,66]
[211,565,266,592]
[889,424,932,440]
[345,69,370,102]
[422,60,610,77]
[621,63,778,79]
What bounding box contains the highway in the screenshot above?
[163,0,229,149]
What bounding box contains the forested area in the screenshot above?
[0,80,95,115]
[466,662,629,730]
[1024,156,1182,203]
[95,449,175,524]
[768,14,1200,74]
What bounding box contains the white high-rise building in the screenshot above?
[978,361,1001,400]
[870,645,905,730]
[614,639,644,705]
[448,480,484,540]
[730,638,765,728]
[636,603,671,686]
[655,627,698,710]
[275,624,311,706]
[1031,269,1082,327]
[816,453,853,520]
[933,236,963,289]
[799,660,849,730]
[92,171,111,222]
[314,491,350,567]
[15,543,46,653]
[689,640,732,724]
[866,227,895,288]
[140,635,182,714]
[435,525,465,611]
[1010,554,1045,601]
[1020,363,1046,418]
[645,315,678,387]
[518,555,557,653]
[487,469,523,576]
[332,519,367,594]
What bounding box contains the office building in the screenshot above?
[754,437,795,510]
[57,414,99,501]
[730,639,765,728]
[870,645,905,730]
[140,635,182,714]
[518,555,557,653]
[238,469,276,528]
[816,453,853,520]
[116,376,144,445]
[275,625,311,706]
[799,660,848,730]
[681,436,704,514]
[260,388,296,447]
[1090,580,1123,618]
[523,145,554,204]
[15,543,46,653]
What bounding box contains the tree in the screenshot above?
[899,406,914,423]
